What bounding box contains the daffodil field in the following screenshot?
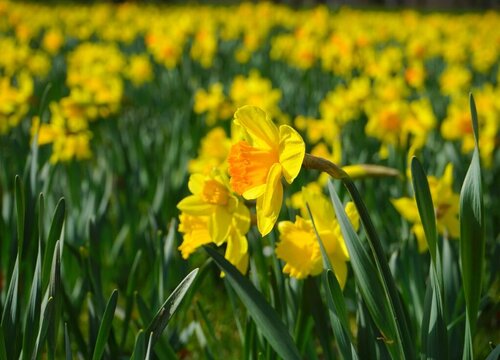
[0,1,499,359]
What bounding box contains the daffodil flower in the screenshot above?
[392,163,459,252]
[177,171,251,273]
[228,106,305,236]
[276,187,359,288]
[177,172,238,244]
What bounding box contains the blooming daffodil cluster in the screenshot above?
[228,105,306,236]
[177,171,250,273]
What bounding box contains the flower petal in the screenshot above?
[225,232,249,274]
[330,256,348,289]
[177,195,213,215]
[242,184,266,199]
[279,125,305,183]
[209,206,232,245]
[391,197,420,223]
[256,163,283,236]
[234,106,279,150]
[188,174,205,195]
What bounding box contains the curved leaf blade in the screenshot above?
[92,289,118,360]
[204,246,301,360]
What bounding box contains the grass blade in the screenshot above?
[15,175,25,256]
[47,241,62,358]
[92,289,118,360]
[0,326,7,360]
[33,297,54,360]
[307,202,357,360]
[328,181,401,359]
[145,268,198,349]
[410,157,440,276]
[331,177,416,359]
[411,157,448,358]
[1,255,20,359]
[459,94,485,359]
[42,198,65,290]
[131,330,145,360]
[145,332,153,360]
[204,246,301,360]
[64,323,72,360]
[22,241,43,360]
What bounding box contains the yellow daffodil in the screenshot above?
[228,106,305,236]
[392,163,459,252]
[276,187,359,288]
[178,206,250,274]
[177,172,241,245]
[177,170,251,273]
[188,127,232,175]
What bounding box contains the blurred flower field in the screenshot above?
[0,1,499,359]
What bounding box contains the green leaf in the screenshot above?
[331,179,415,359]
[92,289,118,360]
[22,241,43,360]
[33,297,55,360]
[411,157,448,359]
[47,241,62,358]
[0,326,8,360]
[121,250,142,347]
[15,175,25,256]
[64,323,72,360]
[145,332,154,360]
[459,94,485,359]
[131,330,145,360]
[420,269,448,359]
[328,181,401,359]
[324,270,358,360]
[204,246,301,360]
[307,202,357,360]
[485,345,500,360]
[135,293,153,328]
[1,255,20,359]
[410,157,439,273]
[145,268,198,349]
[42,198,65,290]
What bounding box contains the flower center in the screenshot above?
[380,111,401,131]
[201,179,229,205]
[228,141,278,195]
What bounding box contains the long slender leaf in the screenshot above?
[145,268,198,349]
[42,198,65,289]
[22,241,43,360]
[15,175,25,256]
[32,297,54,360]
[92,289,118,360]
[411,157,448,359]
[485,345,500,360]
[307,203,357,360]
[145,332,154,360]
[1,255,19,359]
[47,241,61,359]
[332,179,415,359]
[204,246,301,360]
[0,326,7,360]
[410,157,440,278]
[131,330,145,360]
[120,250,142,347]
[64,323,72,360]
[459,94,485,360]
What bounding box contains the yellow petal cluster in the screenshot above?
[177,172,250,273]
[392,164,459,252]
[228,106,305,236]
[277,187,359,287]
